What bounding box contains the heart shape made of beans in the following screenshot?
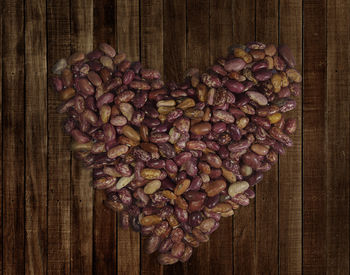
[51,41,301,265]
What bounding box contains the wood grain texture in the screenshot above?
[326,0,350,273]
[0,3,3,274]
[255,1,279,274]
[116,1,141,274]
[2,0,25,274]
[70,1,94,274]
[231,2,257,274]
[0,2,350,274]
[279,0,303,274]
[185,1,210,273]
[92,1,117,274]
[24,0,48,273]
[163,0,187,83]
[140,1,164,274]
[303,0,328,274]
[47,0,72,274]
[208,1,233,274]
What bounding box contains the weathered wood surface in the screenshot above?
[0,1,349,274]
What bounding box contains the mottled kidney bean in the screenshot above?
[174,206,188,223]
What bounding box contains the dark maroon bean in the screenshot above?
[174,152,192,166]
[204,194,220,209]
[158,142,176,158]
[170,228,184,244]
[225,79,245,93]
[159,238,174,253]
[242,152,261,170]
[175,207,188,223]
[145,235,161,254]
[205,140,220,151]
[218,146,229,159]
[271,141,286,154]
[118,188,132,206]
[212,122,227,133]
[185,157,198,177]
[144,104,159,118]
[147,159,166,169]
[143,117,160,128]
[161,178,176,190]
[248,172,264,186]
[184,191,206,201]
[132,91,148,108]
[141,225,155,236]
[252,60,268,72]
[132,147,151,162]
[228,139,251,152]
[188,212,204,227]
[159,205,174,219]
[188,176,203,191]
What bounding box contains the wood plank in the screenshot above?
[0,4,3,274]
[302,0,327,273]
[255,0,279,274]
[279,1,303,274]
[92,1,117,274]
[162,0,187,273]
[116,1,141,274]
[326,0,350,273]
[140,0,164,273]
[163,0,187,83]
[140,0,164,74]
[2,0,25,274]
[47,0,72,274]
[186,0,210,71]
[232,2,257,275]
[232,0,255,44]
[70,1,94,274]
[208,1,233,274]
[185,0,210,273]
[25,0,48,273]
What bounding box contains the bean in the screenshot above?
[157,253,178,265]
[144,180,162,194]
[228,181,250,197]
[190,122,211,135]
[174,179,191,195]
[284,118,297,134]
[140,168,162,180]
[122,125,140,142]
[205,179,226,197]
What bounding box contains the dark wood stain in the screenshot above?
[1,0,349,274]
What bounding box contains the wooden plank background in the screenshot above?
[1,0,349,274]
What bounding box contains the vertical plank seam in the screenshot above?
[23,0,27,272]
[301,0,304,272]
[69,0,73,274]
[46,1,49,274]
[1,0,3,270]
[325,0,329,272]
[185,0,188,70]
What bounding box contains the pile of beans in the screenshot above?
[51,41,301,265]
